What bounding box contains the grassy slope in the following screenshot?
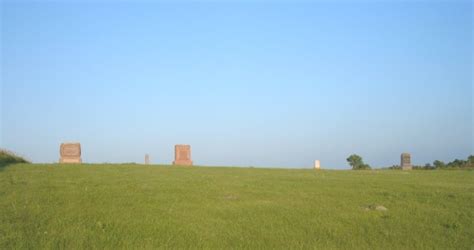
[0,164,473,249]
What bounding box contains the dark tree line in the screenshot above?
[388,155,474,170]
[348,154,474,170]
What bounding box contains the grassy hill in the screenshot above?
[1,164,473,249]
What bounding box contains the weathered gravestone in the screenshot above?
[173,144,193,166]
[401,153,412,170]
[145,154,150,165]
[59,143,82,163]
[314,160,321,169]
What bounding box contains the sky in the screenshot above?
[1,0,472,169]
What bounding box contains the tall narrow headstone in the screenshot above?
[145,154,150,165]
[59,143,82,163]
[173,145,193,166]
[314,160,321,169]
[401,153,412,170]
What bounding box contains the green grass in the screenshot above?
[1,164,473,249]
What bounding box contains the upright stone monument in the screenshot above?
[145,154,150,165]
[401,153,412,170]
[314,160,321,169]
[59,143,82,163]
[173,144,192,166]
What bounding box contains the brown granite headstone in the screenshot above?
[173,144,192,166]
[401,153,412,170]
[59,143,82,163]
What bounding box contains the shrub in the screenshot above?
[0,149,30,167]
[388,165,401,170]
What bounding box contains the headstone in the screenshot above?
[401,153,412,170]
[314,160,320,169]
[173,144,193,166]
[145,154,150,165]
[59,143,82,163]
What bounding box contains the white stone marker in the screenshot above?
[314,160,321,169]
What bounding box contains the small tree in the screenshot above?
[467,155,474,168]
[347,154,371,170]
[468,155,474,164]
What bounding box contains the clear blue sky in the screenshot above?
[1,0,472,169]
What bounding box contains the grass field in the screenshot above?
[1,164,473,249]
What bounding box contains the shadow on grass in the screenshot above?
[0,163,15,171]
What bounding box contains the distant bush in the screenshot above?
[412,164,436,170]
[433,160,446,169]
[0,149,30,167]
